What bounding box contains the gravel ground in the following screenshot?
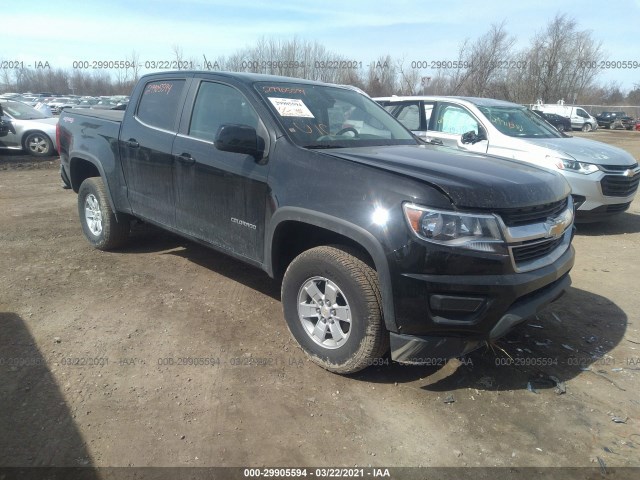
[1,130,639,473]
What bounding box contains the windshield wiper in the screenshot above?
[303,144,347,149]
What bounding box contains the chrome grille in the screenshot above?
[601,175,640,197]
[600,163,638,172]
[512,237,564,265]
[497,198,568,227]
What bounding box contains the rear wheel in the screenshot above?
[281,246,388,374]
[78,177,130,250]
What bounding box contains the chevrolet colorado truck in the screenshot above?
[58,71,575,374]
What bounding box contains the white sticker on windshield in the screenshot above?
[268,98,315,118]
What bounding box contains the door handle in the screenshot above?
[126,139,139,148]
[177,153,195,165]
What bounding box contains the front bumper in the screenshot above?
[563,167,639,218]
[389,243,574,364]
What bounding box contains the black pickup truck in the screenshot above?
[596,111,635,130]
[58,71,575,374]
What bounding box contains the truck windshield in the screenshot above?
[254,82,416,148]
[478,106,563,138]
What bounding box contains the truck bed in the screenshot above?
[65,109,125,122]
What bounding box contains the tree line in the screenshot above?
[2,14,639,105]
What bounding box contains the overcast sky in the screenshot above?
[5,0,640,92]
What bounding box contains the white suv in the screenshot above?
[376,95,639,221]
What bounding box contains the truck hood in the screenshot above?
[322,144,570,210]
[524,136,637,166]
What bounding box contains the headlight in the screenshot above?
[403,203,505,253]
[547,155,599,174]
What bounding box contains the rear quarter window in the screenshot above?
[395,104,420,130]
[136,79,186,131]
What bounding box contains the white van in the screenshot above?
[530,102,598,132]
[376,96,639,221]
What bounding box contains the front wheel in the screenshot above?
[24,131,54,156]
[581,123,592,132]
[281,246,388,374]
[78,177,130,250]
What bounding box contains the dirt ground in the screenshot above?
[1,131,639,473]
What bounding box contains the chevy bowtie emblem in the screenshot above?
[625,169,637,177]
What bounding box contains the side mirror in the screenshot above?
[461,128,487,145]
[214,124,262,159]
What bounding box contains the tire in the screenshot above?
[24,131,54,157]
[556,124,565,132]
[581,123,592,132]
[78,177,130,250]
[281,245,388,374]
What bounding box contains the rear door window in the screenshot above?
[394,103,420,130]
[136,79,186,131]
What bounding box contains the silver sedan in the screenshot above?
[0,99,58,156]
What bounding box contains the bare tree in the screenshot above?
[171,44,184,64]
[0,60,14,91]
[0,30,623,102]
[421,72,451,95]
[442,39,468,95]
[442,22,514,96]
[128,50,141,83]
[396,57,421,95]
[507,14,605,103]
[627,84,640,105]
[364,55,397,96]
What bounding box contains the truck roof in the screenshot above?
[139,70,333,87]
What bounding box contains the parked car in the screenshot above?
[90,98,119,110]
[0,99,58,156]
[596,111,635,130]
[530,103,598,131]
[376,96,639,221]
[33,101,53,117]
[533,110,571,132]
[72,98,99,109]
[636,119,640,132]
[16,95,40,107]
[47,97,80,114]
[58,72,576,374]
